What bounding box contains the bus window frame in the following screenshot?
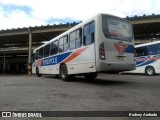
[69,28,82,50]
[83,21,95,46]
[58,35,69,53]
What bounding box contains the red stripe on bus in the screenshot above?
[38,59,42,66]
[63,47,88,63]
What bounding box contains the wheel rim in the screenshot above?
[147,68,153,75]
[61,67,66,78]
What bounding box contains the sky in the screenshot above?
[0,0,160,30]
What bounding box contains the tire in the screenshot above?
[145,66,155,76]
[84,72,97,80]
[36,67,42,77]
[60,65,69,81]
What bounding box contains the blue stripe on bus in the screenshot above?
[136,60,155,67]
[124,44,134,53]
[42,52,72,66]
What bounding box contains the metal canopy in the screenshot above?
[0,14,160,53]
[0,23,77,54]
[133,22,160,39]
[126,14,160,40]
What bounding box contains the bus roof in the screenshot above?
[135,40,160,48]
[33,13,100,52]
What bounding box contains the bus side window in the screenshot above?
[59,35,68,53]
[69,31,76,50]
[153,44,159,55]
[69,28,82,50]
[44,44,50,57]
[32,51,39,62]
[63,36,69,52]
[147,44,157,55]
[83,21,95,46]
[158,43,160,54]
[75,29,82,48]
[39,47,44,59]
[136,47,147,57]
[50,40,58,55]
[59,37,64,53]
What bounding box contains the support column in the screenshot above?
[28,27,32,76]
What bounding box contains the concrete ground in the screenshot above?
[0,73,160,120]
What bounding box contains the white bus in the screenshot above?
[32,13,135,80]
[130,41,160,75]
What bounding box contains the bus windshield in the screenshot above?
[102,15,133,42]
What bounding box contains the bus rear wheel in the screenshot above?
[60,65,75,81]
[60,65,69,81]
[145,66,155,76]
[36,67,42,77]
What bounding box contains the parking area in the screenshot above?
[0,73,160,119]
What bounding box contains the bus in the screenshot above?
[130,41,160,75]
[32,13,135,80]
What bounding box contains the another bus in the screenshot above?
[129,41,160,75]
[32,13,135,80]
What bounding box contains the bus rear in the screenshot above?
[96,14,135,72]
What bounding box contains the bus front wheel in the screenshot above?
[36,67,42,77]
[145,66,155,76]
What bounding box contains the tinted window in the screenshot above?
[50,40,58,55]
[136,47,147,57]
[63,36,68,52]
[32,52,38,62]
[70,40,75,50]
[76,38,81,49]
[59,37,64,53]
[90,22,94,33]
[146,44,160,55]
[102,15,133,42]
[59,38,63,45]
[83,22,94,46]
[59,45,64,53]
[64,36,68,44]
[69,28,82,50]
[39,47,44,59]
[59,35,68,53]
[70,32,75,41]
[76,29,81,39]
[157,43,160,54]
[33,50,39,60]
[84,25,89,36]
[75,29,82,48]
[44,44,50,57]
